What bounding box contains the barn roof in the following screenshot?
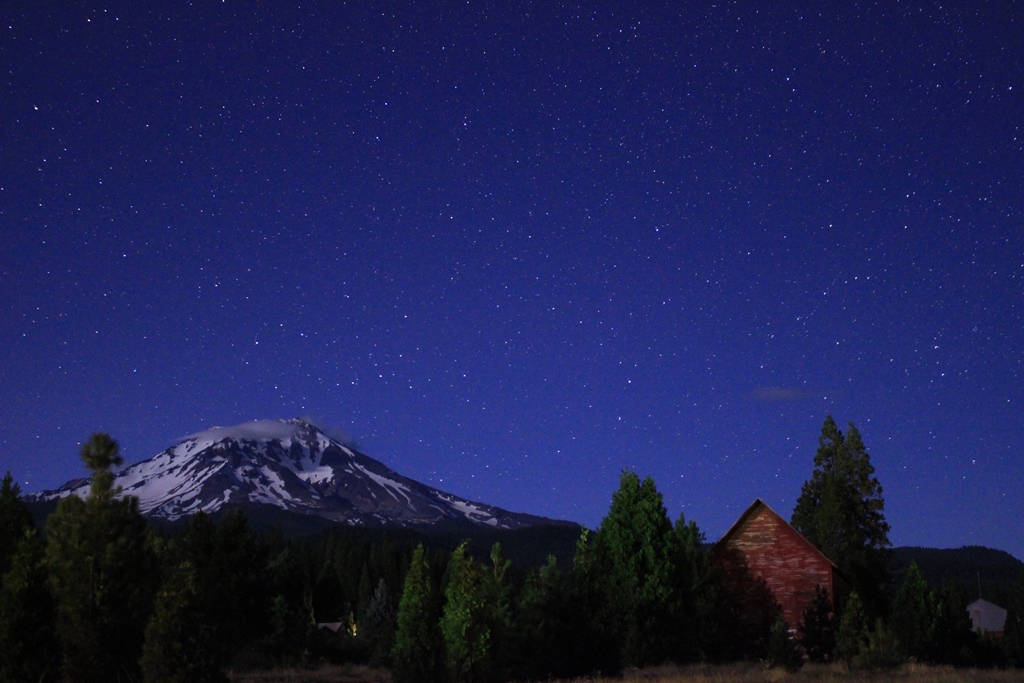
[715,498,840,572]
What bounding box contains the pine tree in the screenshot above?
[1003,569,1024,667]
[852,619,904,671]
[888,567,973,665]
[362,578,397,666]
[196,510,266,651]
[357,563,374,621]
[0,529,56,682]
[141,561,224,683]
[799,585,837,662]
[392,544,441,683]
[0,471,49,681]
[312,564,346,624]
[440,542,489,683]
[142,511,265,682]
[792,416,892,618]
[45,433,158,682]
[836,591,869,666]
[766,614,803,672]
[511,555,564,680]
[478,543,513,680]
[80,432,123,502]
[674,513,722,661]
[247,524,305,660]
[588,470,685,667]
[569,529,623,676]
[0,472,34,577]
[928,586,973,666]
[891,562,933,660]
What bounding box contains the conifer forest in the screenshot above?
[1,417,1023,683]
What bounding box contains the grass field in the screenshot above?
[616,663,1024,683]
[226,662,1024,683]
[226,664,390,682]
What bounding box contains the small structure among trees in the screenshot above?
[714,498,841,650]
[968,598,1007,638]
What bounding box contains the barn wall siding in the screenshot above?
[715,500,838,634]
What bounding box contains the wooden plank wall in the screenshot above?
[725,505,834,630]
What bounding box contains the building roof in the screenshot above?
[316,622,344,633]
[715,497,840,572]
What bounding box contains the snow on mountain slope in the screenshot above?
[30,418,564,530]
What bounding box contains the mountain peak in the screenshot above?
[182,417,323,445]
[30,419,567,531]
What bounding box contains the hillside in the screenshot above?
[893,545,1024,604]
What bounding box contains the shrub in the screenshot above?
[766,614,803,672]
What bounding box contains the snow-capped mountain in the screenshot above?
[31,418,565,530]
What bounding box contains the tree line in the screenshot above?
[1,417,1023,682]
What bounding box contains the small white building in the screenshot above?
[967,598,1007,637]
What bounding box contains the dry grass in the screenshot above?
[588,662,1024,683]
[225,663,390,683]
[225,662,1024,683]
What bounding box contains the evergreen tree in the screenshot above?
[568,530,623,675]
[256,536,311,661]
[674,514,723,661]
[766,614,803,672]
[0,472,34,577]
[142,511,265,681]
[799,585,837,662]
[141,561,225,683]
[1003,569,1024,666]
[440,542,489,683]
[835,591,869,666]
[46,433,158,682]
[885,564,973,665]
[852,619,904,671]
[357,563,374,620]
[392,544,441,683]
[928,586,973,666]
[312,561,346,623]
[891,561,933,660]
[0,529,55,683]
[196,510,267,650]
[791,416,892,618]
[362,577,397,666]
[80,432,123,501]
[511,555,571,680]
[587,470,685,667]
[478,543,513,681]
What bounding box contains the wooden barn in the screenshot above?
[714,498,842,642]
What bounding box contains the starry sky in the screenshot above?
[2,3,1022,560]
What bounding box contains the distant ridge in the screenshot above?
[893,545,1023,602]
[28,418,574,532]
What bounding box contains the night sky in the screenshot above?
[2,3,1022,560]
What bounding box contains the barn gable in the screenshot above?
[714,498,841,634]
